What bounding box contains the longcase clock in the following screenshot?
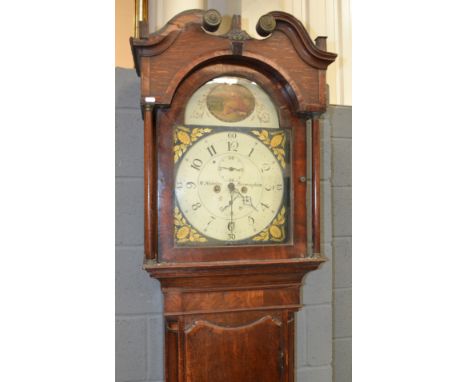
[130,9,336,382]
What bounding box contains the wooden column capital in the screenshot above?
[143,102,155,111]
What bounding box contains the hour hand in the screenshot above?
[219,166,242,171]
[220,195,240,211]
[220,201,232,211]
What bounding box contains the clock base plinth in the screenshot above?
[145,258,324,382]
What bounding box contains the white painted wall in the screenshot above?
[147,0,352,105]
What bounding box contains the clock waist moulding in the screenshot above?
[130,9,336,382]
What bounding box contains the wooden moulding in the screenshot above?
[144,257,325,279]
[146,259,324,317]
[130,9,337,113]
[145,258,325,317]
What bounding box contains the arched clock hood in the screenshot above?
[130,9,336,113]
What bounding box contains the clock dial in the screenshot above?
[174,129,289,245]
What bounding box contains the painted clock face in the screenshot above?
[174,128,290,246]
[173,76,290,247]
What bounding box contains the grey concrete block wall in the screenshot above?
[116,68,164,382]
[116,179,144,246]
[116,318,148,381]
[297,366,332,382]
[116,109,144,177]
[116,247,162,314]
[332,188,351,237]
[333,338,352,382]
[329,105,352,382]
[333,238,352,289]
[115,68,350,382]
[296,112,333,380]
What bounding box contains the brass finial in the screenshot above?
[203,9,222,32]
[256,14,276,37]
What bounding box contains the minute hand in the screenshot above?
[229,190,234,235]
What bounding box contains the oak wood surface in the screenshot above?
[145,259,322,381]
[156,64,307,263]
[312,116,321,254]
[143,103,156,260]
[184,315,283,382]
[130,9,336,382]
[131,10,336,112]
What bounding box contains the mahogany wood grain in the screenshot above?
[146,258,322,381]
[146,258,321,381]
[165,319,179,382]
[288,311,295,382]
[156,64,307,263]
[130,9,336,382]
[131,11,336,112]
[185,315,283,382]
[143,102,156,259]
[312,116,321,254]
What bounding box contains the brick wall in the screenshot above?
[116,68,351,382]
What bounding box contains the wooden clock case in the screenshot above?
[130,9,336,382]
